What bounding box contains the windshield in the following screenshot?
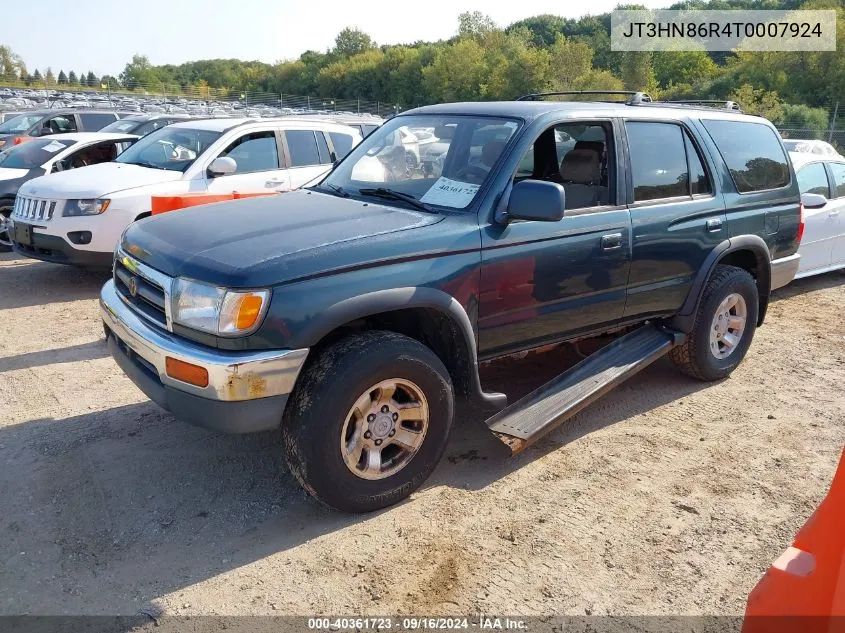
[318,115,520,210]
[0,138,76,169]
[100,119,141,134]
[115,126,220,172]
[0,113,43,134]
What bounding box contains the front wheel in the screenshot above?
[282,331,454,513]
[0,203,13,252]
[669,264,759,381]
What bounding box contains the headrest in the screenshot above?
[480,140,507,167]
[560,149,600,185]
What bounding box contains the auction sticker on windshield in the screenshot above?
[41,141,66,153]
[420,177,480,208]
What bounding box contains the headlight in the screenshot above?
[171,278,270,336]
[63,199,111,217]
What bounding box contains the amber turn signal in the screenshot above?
[234,294,264,330]
[165,357,209,388]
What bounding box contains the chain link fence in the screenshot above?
[0,80,401,119]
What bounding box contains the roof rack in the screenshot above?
[516,91,653,105]
[643,99,743,113]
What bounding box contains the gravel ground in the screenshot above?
[1,250,843,619]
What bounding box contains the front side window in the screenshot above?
[702,120,790,193]
[318,115,519,210]
[42,115,77,134]
[219,131,279,174]
[796,162,830,196]
[513,122,611,209]
[0,138,76,169]
[626,122,689,202]
[329,132,354,160]
[115,126,221,172]
[827,162,845,198]
[286,130,320,167]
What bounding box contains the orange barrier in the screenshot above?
[150,191,281,215]
[743,447,845,633]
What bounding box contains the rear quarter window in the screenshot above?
[701,120,790,193]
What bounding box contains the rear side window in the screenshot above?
[329,132,354,160]
[626,122,689,201]
[79,112,118,131]
[828,162,845,198]
[796,163,830,196]
[362,125,379,137]
[702,120,790,193]
[285,130,320,167]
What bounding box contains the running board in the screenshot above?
[486,324,686,455]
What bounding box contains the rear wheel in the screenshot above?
[282,330,454,513]
[669,265,759,381]
[0,202,13,252]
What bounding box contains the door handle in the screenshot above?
[706,218,723,232]
[829,209,840,217]
[265,179,286,187]
[601,233,623,250]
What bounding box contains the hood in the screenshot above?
[122,190,459,287]
[0,166,39,197]
[18,162,182,199]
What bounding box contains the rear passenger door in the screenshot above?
[205,130,288,193]
[282,129,334,189]
[622,120,726,319]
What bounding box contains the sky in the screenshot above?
[5,0,669,77]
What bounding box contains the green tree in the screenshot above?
[547,35,594,90]
[31,69,42,84]
[45,67,55,85]
[120,54,158,90]
[333,28,375,58]
[457,11,496,38]
[57,70,68,84]
[653,51,718,89]
[619,52,658,94]
[86,71,98,87]
[778,103,830,135]
[0,45,26,81]
[729,84,783,121]
[507,14,566,47]
[68,70,78,85]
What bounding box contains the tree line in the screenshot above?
[2,0,844,134]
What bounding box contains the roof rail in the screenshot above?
[647,99,743,112]
[516,90,653,105]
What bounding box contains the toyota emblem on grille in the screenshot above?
[127,276,138,297]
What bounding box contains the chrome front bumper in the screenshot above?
[100,279,309,403]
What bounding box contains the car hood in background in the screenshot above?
[18,162,183,199]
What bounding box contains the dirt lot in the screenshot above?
[1,250,843,619]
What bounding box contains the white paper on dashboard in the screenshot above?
[420,177,480,208]
[41,141,65,153]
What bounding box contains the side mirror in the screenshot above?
[801,192,827,209]
[503,180,566,223]
[207,156,237,177]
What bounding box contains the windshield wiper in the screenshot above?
[357,188,434,213]
[322,183,350,198]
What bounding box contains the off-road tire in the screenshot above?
[669,265,759,381]
[282,330,454,513]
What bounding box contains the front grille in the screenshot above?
[113,253,170,330]
[13,196,57,222]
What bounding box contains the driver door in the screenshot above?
[205,130,290,194]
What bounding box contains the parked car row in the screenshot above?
[3,117,364,261]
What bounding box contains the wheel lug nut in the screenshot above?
[367,414,375,422]
[392,412,398,421]
[364,431,372,439]
[375,439,383,446]
[388,430,395,437]
[381,405,389,413]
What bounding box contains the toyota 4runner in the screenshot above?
[100,93,802,512]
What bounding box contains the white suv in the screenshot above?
[9,117,361,268]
